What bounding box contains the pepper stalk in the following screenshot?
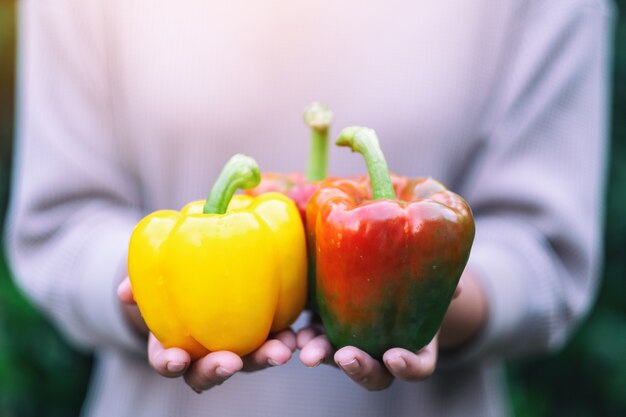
[335,126,396,200]
[203,154,261,214]
[303,102,333,182]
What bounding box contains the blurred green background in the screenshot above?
[1,1,625,416]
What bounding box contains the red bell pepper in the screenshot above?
[245,102,333,221]
[313,127,475,358]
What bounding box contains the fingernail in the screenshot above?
[215,367,234,378]
[166,361,187,373]
[338,358,360,375]
[190,386,203,394]
[267,358,281,367]
[386,356,407,372]
[307,348,325,368]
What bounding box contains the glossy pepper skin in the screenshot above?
[305,172,412,313]
[314,127,475,358]
[249,172,319,222]
[128,155,307,359]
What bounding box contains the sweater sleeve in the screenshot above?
[443,0,614,366]
[5,0,145,354]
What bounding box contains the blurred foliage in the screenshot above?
[0,1,625,416]
[0,253,93,417]
[0,0,14,190]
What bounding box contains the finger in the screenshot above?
[296,320,326,349]
[122,303,149,337]
[242,338,294,371]
[147,333,191,378]
[299,334,334,367]
[334,347,394,391]
[382,339,438,382]
[117,277,136,305]
[296,326,321,350]
[273,329,297,351]
[184,351,243,393]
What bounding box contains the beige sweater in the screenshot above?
[7,0,613,416]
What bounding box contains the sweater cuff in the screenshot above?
[70,218,146,356]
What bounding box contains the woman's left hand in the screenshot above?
[297,277,468,391]
[298,326,439,391]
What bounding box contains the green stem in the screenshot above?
[335,127,396,200]
[303,102,333,182]
[203,154,261,214]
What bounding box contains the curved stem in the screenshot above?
[335,127,396,200]
[303,102,333,182]
[203,154,261,214]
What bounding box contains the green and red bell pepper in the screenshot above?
[312,127,475,358]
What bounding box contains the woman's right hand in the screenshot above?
[117,278,297,393]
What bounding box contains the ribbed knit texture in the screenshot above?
[6,0,613,416]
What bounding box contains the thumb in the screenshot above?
[117,277,136,305]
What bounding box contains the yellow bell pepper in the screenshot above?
[128,155,307,358]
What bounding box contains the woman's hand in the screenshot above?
[298,325,439,391]
[147,329,296,393]
[117,278,297,393]
[297,274,481,391]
